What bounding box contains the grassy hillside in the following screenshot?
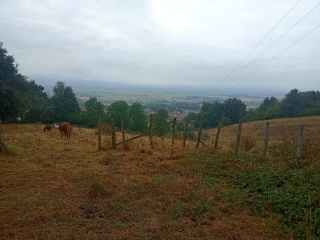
[205,115,320,152]
[1,116,320,239]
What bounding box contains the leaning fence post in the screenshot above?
[111,113,116,150]
[121,116,126,150]
[149,114,154,148]
[214,113,224,150]
[296,125,304,159]
[171,117,176,147]
[262,122,270,157]
[235,113,243,156]
[183,119,188,149]
[97,102,102,150]
[196,118,204,149]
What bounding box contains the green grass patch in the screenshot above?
[183,149,320,239]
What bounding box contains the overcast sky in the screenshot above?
[1,0,319,93]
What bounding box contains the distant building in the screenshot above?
[169,109,189,122]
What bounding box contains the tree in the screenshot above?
[128,102,148,133]
[221,98,246,124]
[84,97,100,128]
[23,96,53,123]
[153,109,170,136]
[281,89,301,117]
[0,42,48,122]
[300,91,320,108]
[50,81,80,123]
[184,112,198,126]
[259,97,278,111]
[80,97,107,128]
[197,101,224,128]
[106,100,129,129]
[244,95,283,121]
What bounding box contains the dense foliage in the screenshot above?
[128,102,149,133]
[79,97,108,128]
[106,100,148,134]
[244,89,320,122]
[194,98,246,129]
[0,43,48,122]
[153,109,171,136]
[0,44,103,127]
[192,89,320,129]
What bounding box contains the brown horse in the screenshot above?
[59,122,71,138]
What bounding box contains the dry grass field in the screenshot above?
[205,115,320,153]
[1,116,320,239]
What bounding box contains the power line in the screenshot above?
[213,2,320,94]
[220,24,320,95]
[204,0,301,99]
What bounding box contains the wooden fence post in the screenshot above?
[111,113,116,150]
[149,114,154,148]
[235,113,243,156]
[214,113,224,150]
[196,118,204,149]
[262,122,270,157]
[296,125,304,159]
[0,123,6,152]
[121,116,126,150]
[171,117,176,147]
[183,119,188,149]
[97,102,102,150]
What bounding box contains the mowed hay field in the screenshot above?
[1,116,320,240]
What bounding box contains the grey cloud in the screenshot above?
[1,0,319,93]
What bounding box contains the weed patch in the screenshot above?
[186,149,320,239]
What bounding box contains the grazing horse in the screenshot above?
[43,124,52,132]
[59,122,71,139]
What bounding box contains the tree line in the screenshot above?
[1,43,319,133]
[244,89,320,121]
[0,43,173,135]
[188,89,320,130]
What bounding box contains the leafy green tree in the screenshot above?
[197,101,224,128]
[244,96,281,122]
[106,100,129,129]
[153,109,170,136]
[0,85,27,122]
[23,96,53,123]
[221,98,246,124]
[281,89,301,117]
[128,102,148,133]
[0,42,48,122]
[80,97,107,128]
[184,112,198,126]
[300,91,320,108]
[83,97,100,128]
[259,97,278,111]
[194,98,245,129]
[50,81,80,123]
[264,101,282,119]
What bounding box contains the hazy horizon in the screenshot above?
[37,78,299,96]
[1,1,319,93]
